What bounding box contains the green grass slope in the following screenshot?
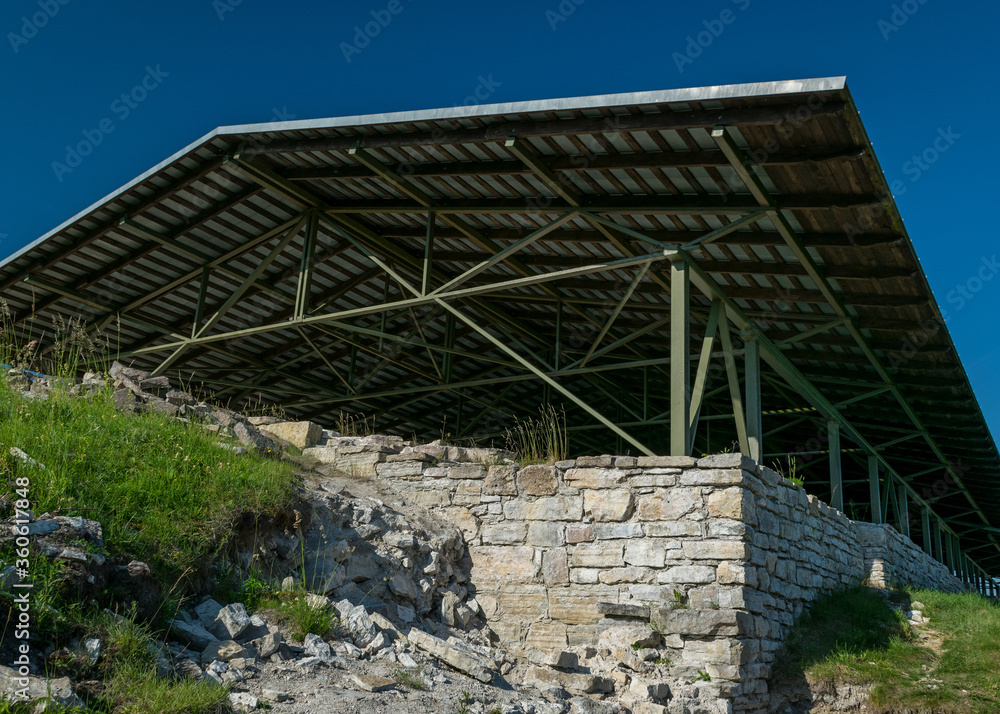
[0,377,297,712]
[774,585,1000,713]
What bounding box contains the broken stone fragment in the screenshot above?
[233,422,277,453]
[169,618,218,650]
[251,632,282,659]
[569,695,619,714]
[369,611,399,639]
[627,676,672,702]
[526,649,579,670]
[165,389,196,405]
[407,628,495,683]
[0,667,84,710]
[388,572,419,601]
[398,652,420,669]
[303,633,333,659]
[337,602,378,646]
[350,673,396,692]
[173,659,203,681]
[440,590,460,627]
[9,447,45,469]
[384,530,419,549]
[364,632,390,654]
[57,547,88,562]
[454,604,474,629]
[214,603,252,639]
[54,515,103,545]
[228,692,259,711]
[194,598,224,630]
[524,665,614,694]
[200,640,248,665]
[12,519,59,537]
[259,420,323,448]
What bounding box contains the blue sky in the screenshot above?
[1,0,998,437]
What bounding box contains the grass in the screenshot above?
[774,585,1000,713]
[0,378,295,589]
[105,663,230,714]
[393,668,425,690]
[253,587,339,642]
[0,609,232,713]
[336,410,375,437]
[504,404,568,464]
[0,313,298,712]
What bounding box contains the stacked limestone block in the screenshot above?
[375,450,967,714]
[854,521,963,593]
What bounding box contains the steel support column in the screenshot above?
[868,455,882,524]
[718,311,749,455]
[947,533,956,576]
[670,257,690,456]
[828,421,843,512]
[192,266,210,339]
[897,482,910,538]
[744,333,762,463]
[688,300,722,454]
[293,212,317,319]
[422,211,434,296]
[921,507,932,556]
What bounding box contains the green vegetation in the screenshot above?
[504,404,568,464]
[453,690,474,714]
[393,667,425,690]
[0,609,232,713]
[336,409,375,437]
[771,454,803,488]
[0,378,295,588]
[256,589,339,641]
[0,317,297,712]
[774,585,1000,713]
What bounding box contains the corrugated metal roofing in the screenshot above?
[1,77,997,573]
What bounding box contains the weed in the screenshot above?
[453,690,475,714]
[108,660,231,713]
[256,588,339,642]
[439,414,450,444]
[772,455,803,488]
[693,669,712,682]
[504,404,568,464]
[240,391,287,419]
[336,410,375,437]
[239,573,278,613]
[393,667,425,690]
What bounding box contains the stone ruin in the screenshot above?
[275,418,966,713]
[1,364,969,713]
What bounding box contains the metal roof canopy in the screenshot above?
[3,77,999,583]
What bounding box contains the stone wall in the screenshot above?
[354,446,965,712]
